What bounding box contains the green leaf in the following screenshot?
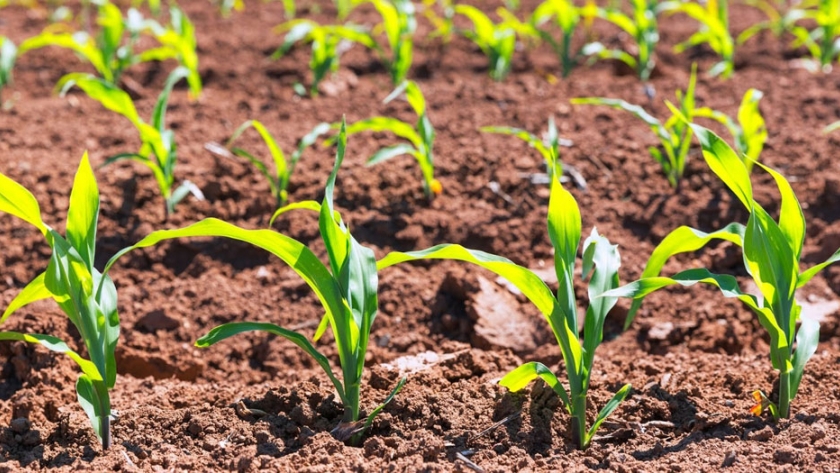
[196,321,346,404]
[342,117,423,149]
[0,170,48,236]
[547,173,580,334]
[269,200,322,227]
[152,66,189,133]
[499,361,571,408]
[75,374,110,446]
[581,228,621,375]
[367,143,416,166]
[625,222,745,328]
[362,376,406,433]
[65,152,100,269]
[790,316,819,399]
[585,383,631,443]
[756,162,805,263]
[1,273,51,324]
[798,247,840,288]
[57,74,142,127]
[0,331,102,381]
[572,97,671,144]
[690,124,753,209]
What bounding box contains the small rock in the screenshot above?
[187,420,202,437]
[137,309,180,332]
[10,418,30,434]
[774,446,797,464]
[811,423,827,442]
[721,450,737,467]
[202,438,217,451]
[747,425,773,442]
[647,322,674,341]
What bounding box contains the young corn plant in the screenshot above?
[584,0,660,82]
[531,0,592,78]
[605,124,839,420]
[378,170,631,449]
[337,80,441,198]
[58,66,203,216]
[102,121,406,445]
[788,0,840,72]
[20,4,201,95]
[693,88,766,173]
[454,5,537,81]
[737,0,801,45]
[659,0,735,77]
[206,121,331,207]
[422,0,455,45]
[0,154,120,449]
[480,117,584,188]
[273,19,377,96]
[571,65,699,188]
[357,0,417,85]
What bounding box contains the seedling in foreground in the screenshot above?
[606,125,840,419]
[273,19,377,96]
[103,121,405,445]
[659,0,735,77]
[337,80,441,198]
[0,154,120,449]
[58,67,203,216]
[572,65,699,189]
[455,5,537,81]
[207,121,331,208]
[378,170,631,449]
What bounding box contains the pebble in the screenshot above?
[773,446,797,465]
[10,418,30,434]
[746,425,773,442]
[722,450,737,467]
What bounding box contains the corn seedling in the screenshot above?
[335,80,440,198]
[58,67,203,216]
[102,121,406,445]
[356,0,417,85]
[20,4,201,95]
[737,0,801,45]
[788,0,840,72]
[378,170,631,449]
[659,0,735,77]
[0,154,120,449]
[481,117,584,188]
[422,0,455,44]
[606,124,839,420]
[693,88,766,173]
[571,65,699,188]
[584,0,659,82]
[454,5,537,81]
[0,36,16,106]
[273,19,377,96]
[207,121,331,207]
[532,0,593,78]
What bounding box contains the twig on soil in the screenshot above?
[233,400,267,419]
[455,452,485,473]
[120,449,137,470]
[469,411,521,443]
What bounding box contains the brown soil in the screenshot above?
[3,0,840,471]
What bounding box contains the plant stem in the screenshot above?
[101,415,111,449]
[572,393,588,449]
[778,370,791,419]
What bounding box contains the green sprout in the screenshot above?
[103,120,406,446]
[454,5,537,81]
[572,65,699,188]
[58,67,203,216]
[531,0,592,78]
[788,0,840,72]
[422,0,455,44]
[659,0,735,77]
[606,124,840,420]
[337,80,441,198]
[481,116,583,188]
[378,169,631,449]
[692,88,766,173]
[0,153,120,450]
[356,0,417,85]
[273,19,377,96]
[20,4,201,96]
[584,0,660,82]
[0,36,16,107]
[206,121,331,208]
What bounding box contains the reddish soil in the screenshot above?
[3,0,840,471]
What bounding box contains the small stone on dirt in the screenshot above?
[747,425,773,442]
[722,450,737,467]
[774,446,797,465]
[467,276,538,353]
[137,309,180,332]
[10,418,30,434]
